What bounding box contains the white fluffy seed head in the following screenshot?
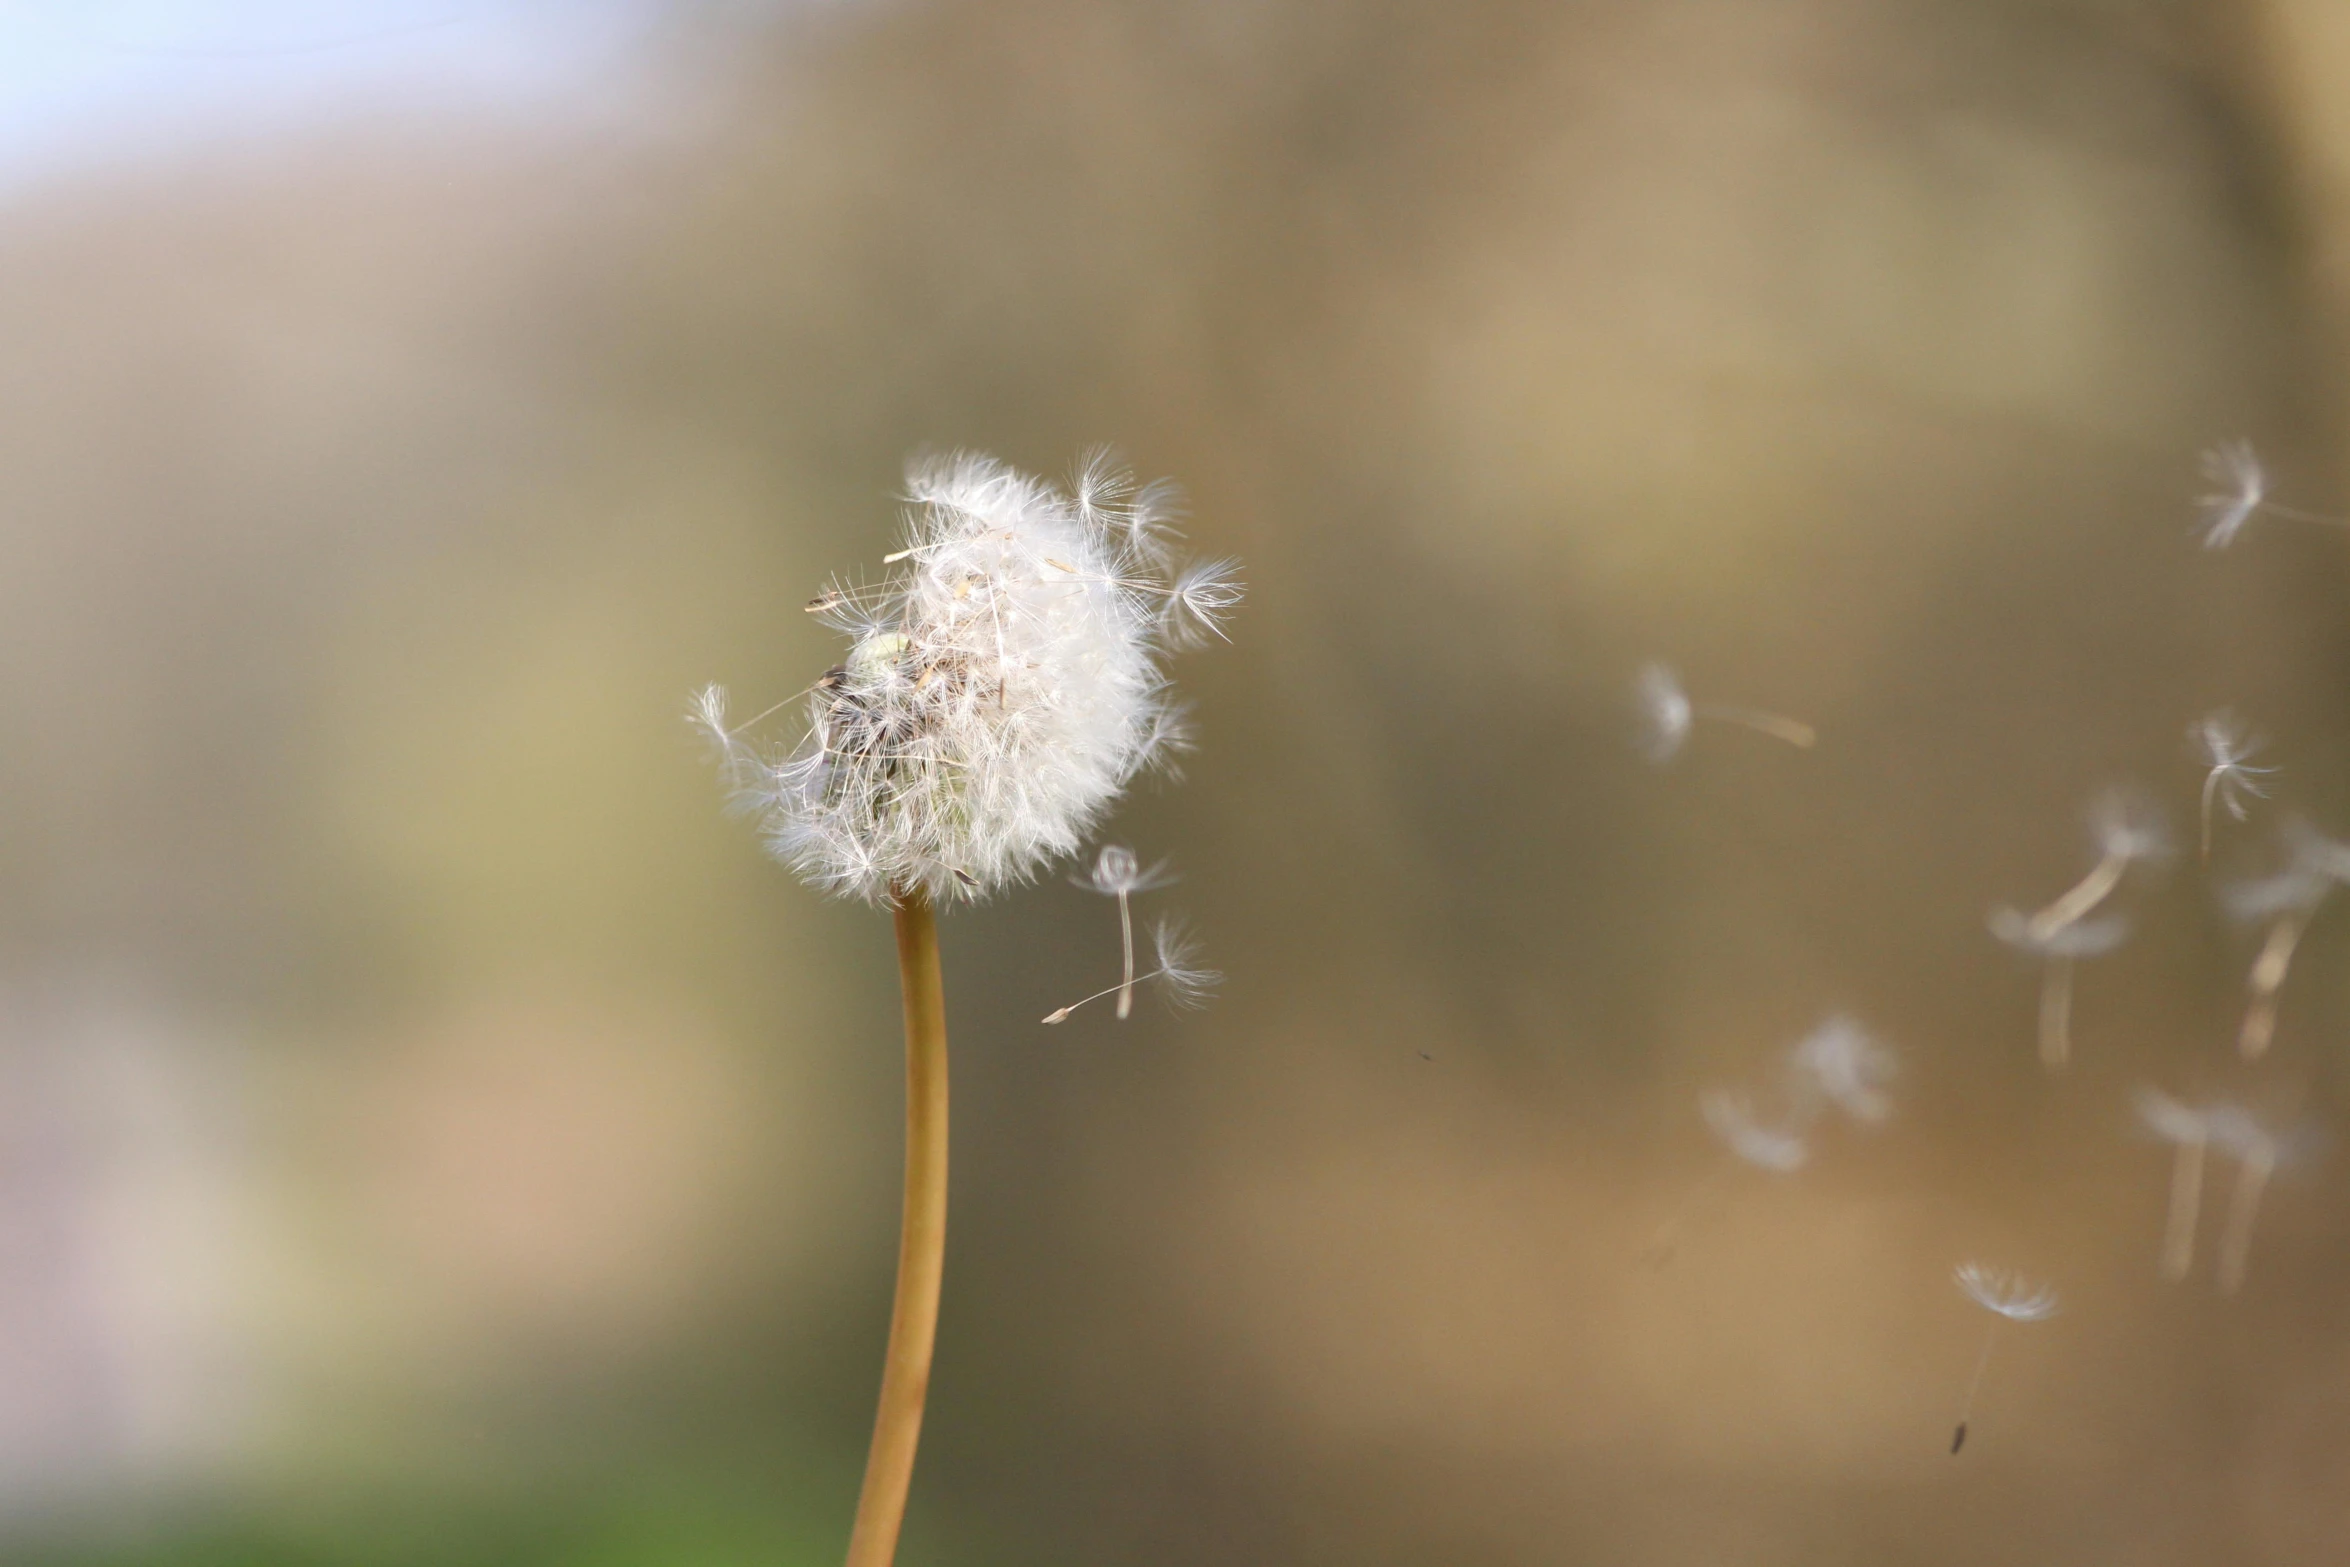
[1149,917,1221,1009]
[2198,440,2266,549]
[1988,906,2130,958]
[2089,790,2172,866]
[2132,1086,2209,1147]
[1954,1263,2059,1322]
[1787,1015,1897,1125]
[1634,663,1694,763]
[2284,817,2350,885]
[709,452,1240,905]
[1699,1088,1810,1172]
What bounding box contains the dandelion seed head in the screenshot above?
[1635,663,1694,763]
[2199,439,2266,550]
[1700,1088,1811,1172]
[1954,1263,2060,1322]
[1788,1014,1896,1125]
[700,453,1237,904]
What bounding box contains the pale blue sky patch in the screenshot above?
[0,2,687,190]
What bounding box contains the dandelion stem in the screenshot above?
[2200,772,2220,863]
[1116,888,1135,1020]
[2239,914,2308,1060]
[2038,956,2074,1071]
[1694,703,1817,749]
[846,889,950,1567]
[2217,1144,2275,1296]
[2161,1132,2206,1282]
[2029,852,2127,941]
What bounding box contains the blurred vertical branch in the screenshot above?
[2239,2,2350,440]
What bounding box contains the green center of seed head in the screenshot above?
[851,630,915,676]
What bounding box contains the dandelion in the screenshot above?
[1042,917,1220,1023]
[1633,662,1816,763]
[2196,439,2350,550]
[2223,820,2350,1059]
[2191,711,2276,861]
[2132,1086,2211,1281]
[694,452,1237,1567]
[1990,907,2130,1069]
[1786,1014,1896,1125]
[1949,1263,2059,1453]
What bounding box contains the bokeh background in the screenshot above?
[4,1,2350,1562]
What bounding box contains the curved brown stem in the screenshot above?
[846,891,951,1567]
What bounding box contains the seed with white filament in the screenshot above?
[1633,662,1815,763]
[1990,907,2130,1071]
[1079,844,1176,1020]
[2191,711,2276,861]
[1949,1263,2058,1454]
[2196,439,2350,549]
[2224,820,2350,1059]
[1042,918,1220,1024]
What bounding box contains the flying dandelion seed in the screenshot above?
[1632,662,1816,763]
[2223,820,2350,1059]
[2196,440,2350,549]
[1077,845,1176,1020]
[2018,791,2169,942]
[1700,1087,1813,1172]
[2191,711,2276,861]
[1042,918,1220,1024]
[2133,1086,2212,1282]
[1643,1086,1814,1268]
[2199,440,2267,549]
[1949,1263,2059,1453]
[1990,908,2129,1070]
[1786,1014,1896,1125]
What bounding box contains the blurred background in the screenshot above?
[3,1,2350,1562]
